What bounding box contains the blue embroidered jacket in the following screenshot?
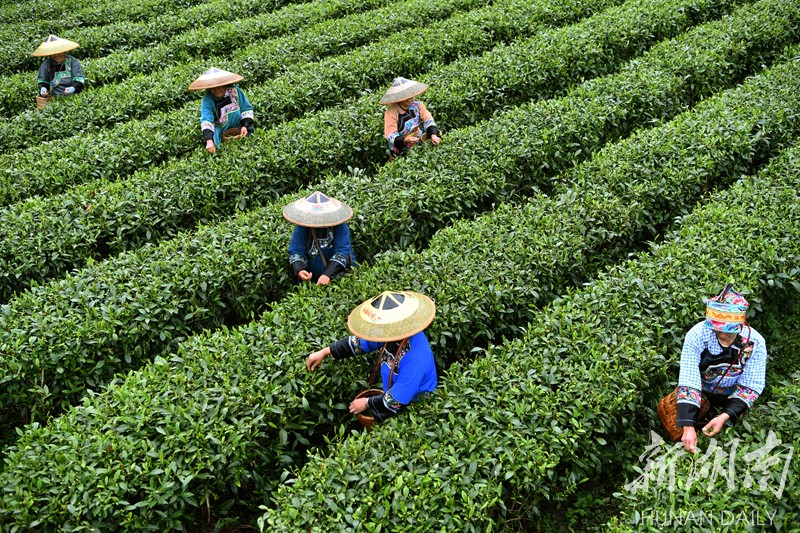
[288,224,354,282]
[329,331,438,421]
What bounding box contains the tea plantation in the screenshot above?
[0,0,798,530]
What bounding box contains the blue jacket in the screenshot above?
[200,86,254,146]
[288,224,354,282]
[329,331,438,421]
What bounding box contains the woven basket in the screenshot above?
[354,388,384,430]
[36,95,50,110]
[222,127,243,142]
[657,388,711,441]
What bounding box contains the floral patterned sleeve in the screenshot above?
[724,330,767,423]
[676,323,705,427]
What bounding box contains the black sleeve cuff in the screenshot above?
[393,135,406,151]
[321,259,346,279]
[426,125,440,138]
[723,398,748,425]
[367,394,400,423]
[676,403,699,428]
[73,81,84,94]
[329,336,362,360]
[240,118,254,130]
[291,260,308,277]
[38,82,49,91]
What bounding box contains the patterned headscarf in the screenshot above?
[704,283,749,333]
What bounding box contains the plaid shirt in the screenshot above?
[677,322,767,409]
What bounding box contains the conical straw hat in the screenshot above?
[379,77,429,105]
[188,67,245,91]
[282,191,353,228]
[348,291,436,342]
[32,35,79,57]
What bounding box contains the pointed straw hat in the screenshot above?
[347,291,436,342]
[282,191,353,228]
[188,67,245,91]
[32,35,79,57]
[379,77,429,105]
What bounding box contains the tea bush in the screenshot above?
[1,7,797,440]
[0,0,548,152]
[0,0,602,193]
[0,0,392,116]
[606,372,800,532]
[2,0,781,301]
[2,45,799,531]
[257,134,800,533]
[0,0,267,76]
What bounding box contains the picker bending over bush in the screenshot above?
[189,67,254,154]
[659,283,768,453]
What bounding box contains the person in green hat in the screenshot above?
[189,68,254,154]
[33,35,85,99]
[284,191,355,286]
[306,291,438,423]
[381,77,441,158]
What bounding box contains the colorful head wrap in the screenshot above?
[704,283,749,333]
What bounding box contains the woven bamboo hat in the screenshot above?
[379,77,429,105]
[32,35,79,57]
[347,291,436,342]
[282,191,353,228]
[188,67,245,91]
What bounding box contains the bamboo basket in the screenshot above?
[222,127,243,142]
[36,95,50,110]
[657,388,710,441]
[354,388,384,430]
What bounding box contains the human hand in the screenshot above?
[404,136,420,145]
[349,397,369,414]
[306,347,329,371]
[240,126,248,137]
[297,270,312,282]
[316,274,330,286]
[40,87,48,97]
[64,86,75,95]
[681,426,699,453]
[430,134,441,145]
[702,414,728,438]
[205,140,216,154]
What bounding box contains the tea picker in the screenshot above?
[283,191,356,286]
[658,283,767,453]
[32,35,85,109]
[381,77,442,158]
[306,291,438,428]
[188,68,254,155]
